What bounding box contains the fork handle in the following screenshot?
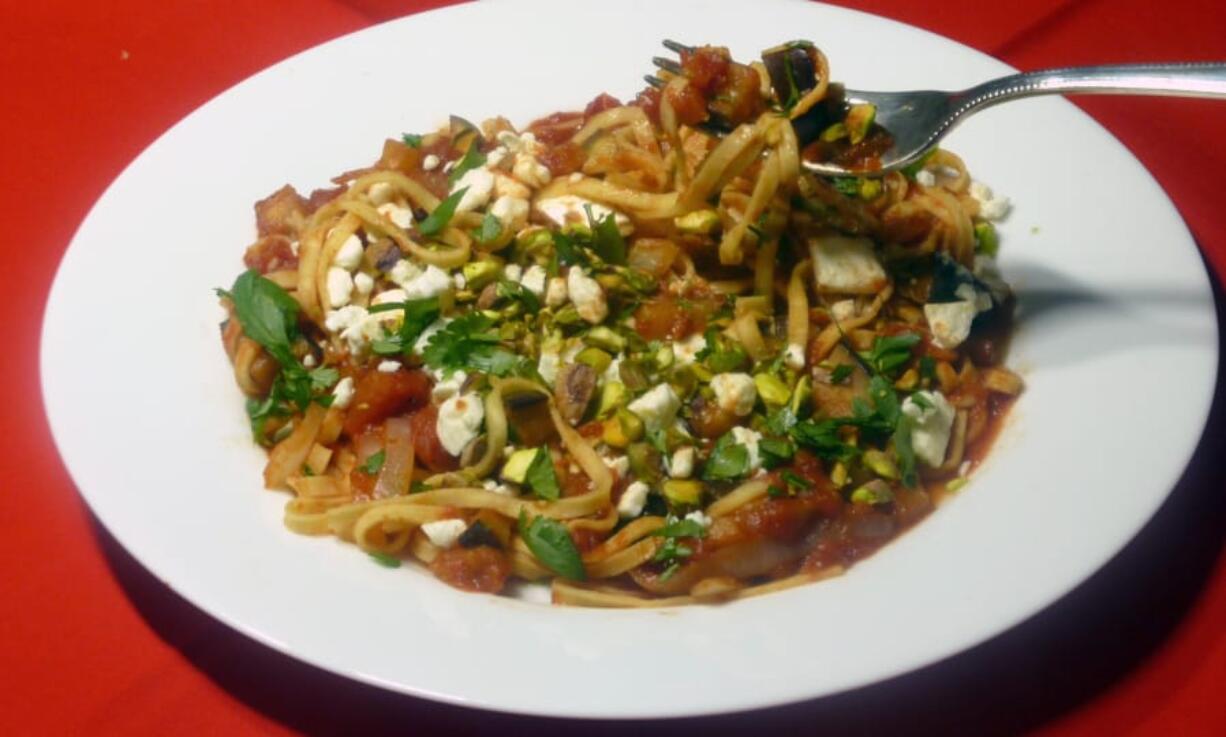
[961,63,1226,112]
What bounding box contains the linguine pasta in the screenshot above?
[218,43,1022,606]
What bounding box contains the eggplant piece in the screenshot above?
[554,363,597,425]
[761,41,819,106]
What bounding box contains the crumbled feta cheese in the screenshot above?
[367,181,394,205]
[628,383,681,431]
[902,391,956,467]
[537,349,561,385]
[604,454,630,477]
[969,181,1011,221]
[324,305,384,355]
[830,299,858,322]
[331,376,356,409]
[503,263,523,282]
[494,173,531,200]
[955,282,993,314]
[602,355,623,385]
[535,195,633,235]
[377,202,413,229]
[809,236,888,294]
[377,360,401,373]
[353,271,374,296]
[674,332,707,366]
[429,368,467,402]
[486,146,509,168]
[452,273,467,290]
[567,267,608,324]
[422,154,440,171]
[371,288,407,307]
[452,167,495,213]
[669,447,695,479]
[333,234,364,271]
[784,342,806,371]
[924,301,977,350]
[403,265,453,300]
[520,264,547,296]
[436,393,485,456]
[495,130,537,154]
[568,172,584,183]
[711,373,757,417]
[326,267,354,308]
[289,240,300,256]
[482,478,516,496]
[421,519,467,549]
[617,480,651,518]
[731,426,762,470]
[684,510,712,529]
[490,195,529,230]
[914,170,937,187]
[513,154,552,189]
[545,276,568,307]
[389,259,422,287]
[302,353,317,368]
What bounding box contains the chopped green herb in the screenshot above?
[702,432,751,481]
[859,332,921,378]
[495,279,541,313]
[476,212,503,245]
[368,551,402,568]
[421,311,527,377]
[359,449,386,475]
[447,144,486,185]
[369,297,442,357]
[780,469,812,490]
[758,436,796,469]
[524,448,561,500]
[831,177,862,197]
[893,415,919,487]
[830,364,854,384]
[585,206,627,265]
[919,355,937,382]
[518,511,585,580]
[401,133,423,148]
[418,187,467,236]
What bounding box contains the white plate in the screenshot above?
[41,0,1218,719]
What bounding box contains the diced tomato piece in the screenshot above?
[408,404,457,472]
[341,369,432,438]
[430,546,511,593]
[583,92,623,121]
[526,111,585,145]
[537,141,586,176]
[633,87,662,124]
[633,296,706,340]
[680,46,731,94]
[663,80,709,126]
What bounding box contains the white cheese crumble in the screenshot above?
[809,236,888,294]
[421,519,467,549]
[429,368,467,402]
[389,259,422,287]
[302,353,317,368]
[604,454,630,477]
[377,202,413,229]
[545,276,568,307]
[333,234,364,271]
[602,355,623,385]
[566,267,608,324]
[403,264,453,300]
[367,181,394,205]
[452,167,495,213]
[731,426,763,470]
[784,342,806,370]
[617,481,651,518]
[520,264,547,296]
[669,446,696,479]
[537,349,561,385]
[436,393,485,456]
[969,181,1011,221]
[331,376,355,409]
[684,510,712,529]
[674,332,707,366]
[326,267,354,308]
[422,154,440,171]
[503,263,523,283]
[902,391,956,467]
[627,383,681,432]
[914,169,937,187]
[490,195,529,230]
[482,478,516,496]
[377,360,401,373]
[711,373,757,417]
[353,271,374,296]
[535,195,633,235]
[924,301,978,350]
[452,272,467,290]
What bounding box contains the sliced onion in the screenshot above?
[374,417,415,498]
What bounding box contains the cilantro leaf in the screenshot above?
[701,433,750,481]
[790,419,858,462]
[525,448,561,501]
[447,144,487,186]
[495,279,541,313]
[418,187,467,236]
[780,469,811,490]
[420,312,527,377]
[308,367,339,392]
[359,449,386,475]
[369,297,441,357]
[552,231,587,267]
[518,511,585,580]
[758,436,796,469]
[228,270,299,366]
[401,133,423,148]
[652,518,708,540]
[585,206,627,265]
[831,177,861,197]
[651,516,708,579]
[858,332,920,378]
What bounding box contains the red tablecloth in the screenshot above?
[4,1,1224,734]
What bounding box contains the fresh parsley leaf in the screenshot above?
[359,449,386,475]
[765,406,798,436]
[830,364,854,384]
[919,355,937,382]
[421,312,526,377]
[477,212,503,245]
[552,231,586,267]
[228,270,299,366]
[447,144,486,185]
[790,419,858,462]
[308,367,339,392]
[585,206,627,265]
[368,551,402,568]
[652,518,708,540]
[858,332,920,378]
[401,133,423,147]
[893,414,919,487]
[832,177,861,197]
[518,511,585,580]
[418,187,467,236]
[702,433,750,481]
[368,297,441,357]
[525,448,561,501]
[767,484,788,498]
[758,436,796,469]
[702,331,748,373]
[780,469,811,490]
[650,517,707,579]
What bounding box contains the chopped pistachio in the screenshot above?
[596,381,628,419]
[754,373,790,407]
[845,103,876,145]
[662,479,703,506]
[575,346,613,374]
[789,375,812,417]
[894,367,919,391]
[461,260,501,291]
[850,479,894,505]
[501,448,540,485]
[585,326,626,352]
[820,122,848,142]
[862,449,899,480]
[830,461,849,488]
[674,209,721,235]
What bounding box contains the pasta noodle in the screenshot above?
[219,41,1022,605]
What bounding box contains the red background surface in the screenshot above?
[3,1,1224,734]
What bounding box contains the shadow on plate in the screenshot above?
[92,272,1226,737]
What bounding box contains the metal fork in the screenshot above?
[648,41,1226,177]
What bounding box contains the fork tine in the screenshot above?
[662,39,693,55]
[651,56,682,74]
[644,75,666,89]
